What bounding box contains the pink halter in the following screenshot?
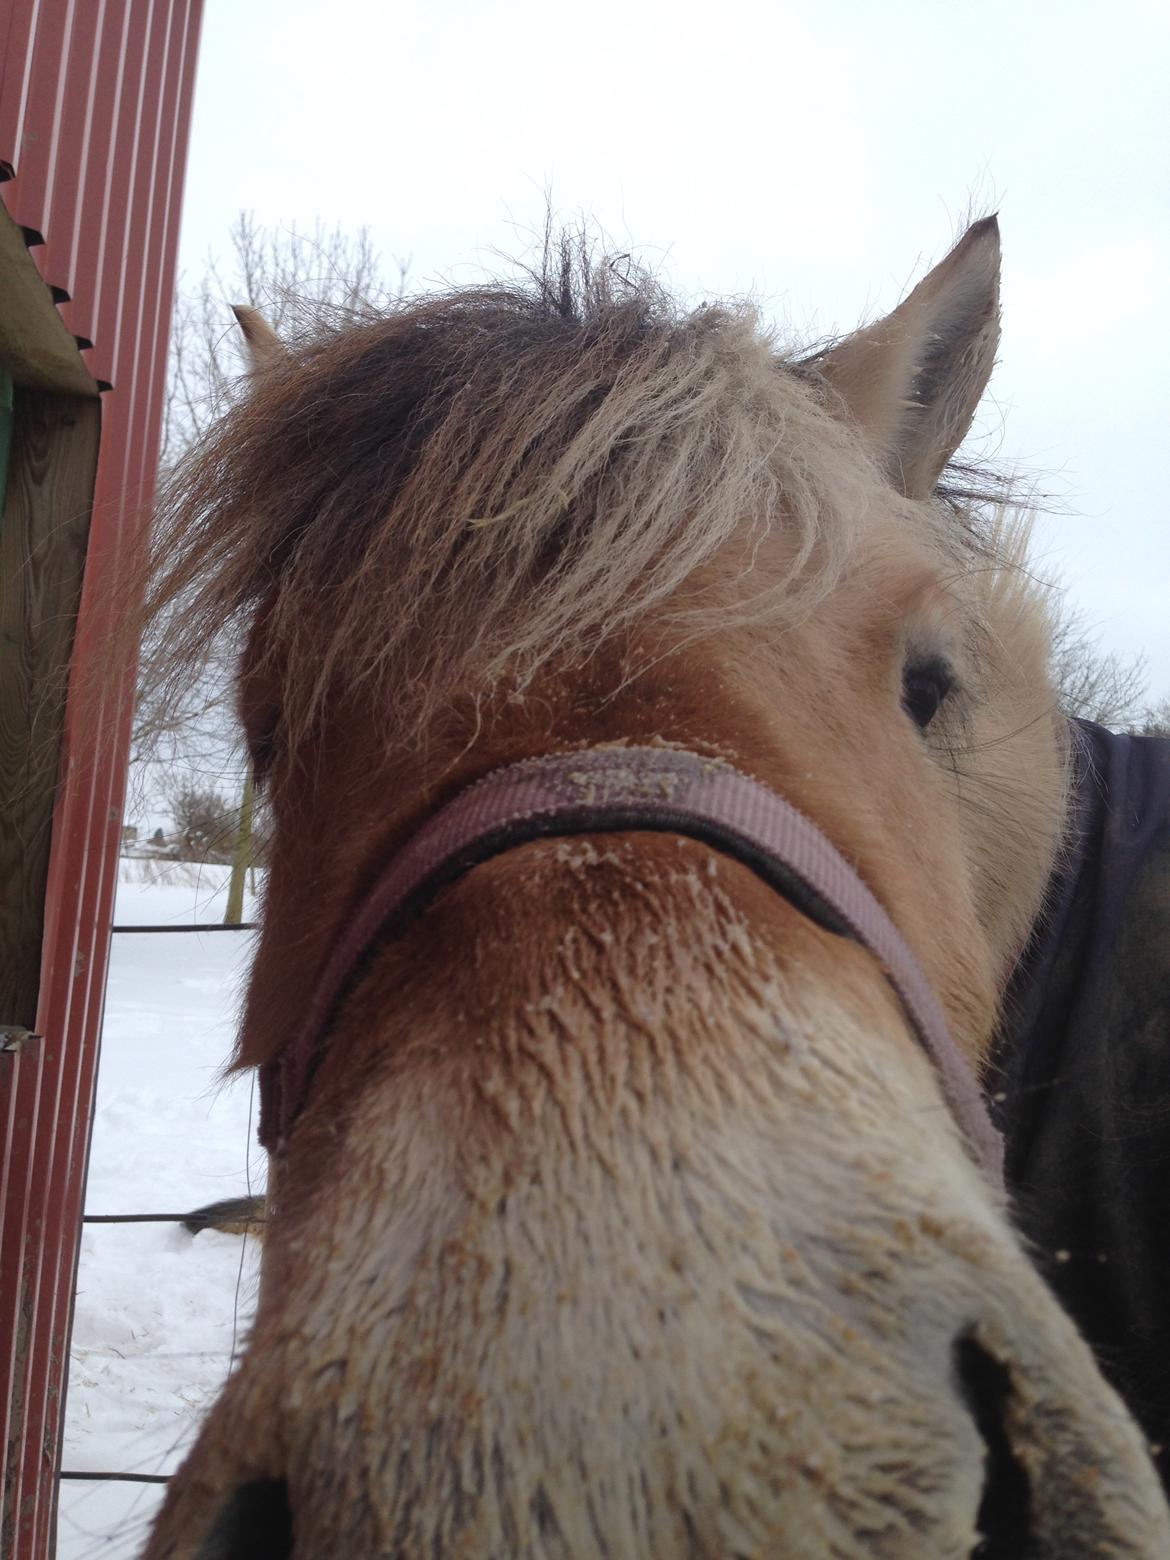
[258,746,1002,1182]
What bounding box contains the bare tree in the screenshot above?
[1048,602,1150,730]
[165,783,237,865]
[1131,695,1170,738]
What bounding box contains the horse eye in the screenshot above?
[902,657,955,730]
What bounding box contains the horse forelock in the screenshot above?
[140,243,1024,776]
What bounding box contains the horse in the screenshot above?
[138,218,1170,1556]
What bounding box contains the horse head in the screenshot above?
[142,220,1168,1557]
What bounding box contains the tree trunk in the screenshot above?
[224,764,255,926]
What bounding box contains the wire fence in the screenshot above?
[61,913,259,1493]
[109,911,257,934]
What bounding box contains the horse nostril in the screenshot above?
[194,1478,293,1560]
[954,1335,1033,1560]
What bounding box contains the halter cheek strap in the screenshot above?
[257,746,1003,1182]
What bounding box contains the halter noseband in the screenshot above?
[258,746,1003,1182]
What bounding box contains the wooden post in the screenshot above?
[224,762,255,926]
[0,389,101,1030]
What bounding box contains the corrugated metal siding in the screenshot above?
[0,3,204,1553]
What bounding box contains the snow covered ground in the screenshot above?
[56,862,266,1559]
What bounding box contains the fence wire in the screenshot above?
[61,917,258,1493]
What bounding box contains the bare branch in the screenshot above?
[1048,601,1149,730]
[1131,694,1170,738]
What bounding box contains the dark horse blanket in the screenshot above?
[995,718,1170,1490]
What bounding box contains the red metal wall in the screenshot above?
[0,3,204,1552]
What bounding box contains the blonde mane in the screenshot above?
[142,242,1014,761]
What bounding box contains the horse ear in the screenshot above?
[817,216,1001,498]
[231,305,287,373]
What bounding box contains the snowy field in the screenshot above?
[57,863,265,1559]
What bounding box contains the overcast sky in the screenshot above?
[177,0,1169,696]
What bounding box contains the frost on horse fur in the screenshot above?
[139,220,1169,1557]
